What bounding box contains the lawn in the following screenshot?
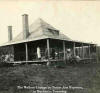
[0,63,100,93]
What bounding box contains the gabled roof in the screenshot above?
[0,18,72,46]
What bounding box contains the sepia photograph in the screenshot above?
[0,0,100,93]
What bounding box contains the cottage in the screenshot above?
[0,14,97,64]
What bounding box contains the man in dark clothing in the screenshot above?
[51,48,55,59]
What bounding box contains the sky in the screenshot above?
[0,0,100,45]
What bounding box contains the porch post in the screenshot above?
[82,43,84,59]
[25,43,28,61]
[96,45,98,63]
[73,42,76,56]
[63,41,66,63]
[47,39,50,63]
[79,47,81,57]
[89,44,91,58]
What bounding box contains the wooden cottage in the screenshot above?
[0,14,97,64]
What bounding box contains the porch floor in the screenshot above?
[6,58,96,65]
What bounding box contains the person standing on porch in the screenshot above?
[66,49,72,62]
[51,48,55,59]
[37,46,41,59]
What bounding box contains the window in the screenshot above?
[48,28,59,35]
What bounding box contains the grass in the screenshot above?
[0,63,100,93]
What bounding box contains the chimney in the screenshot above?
[8,26,12,41]
[22,14,29,39]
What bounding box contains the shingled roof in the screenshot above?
[0,18,72,46]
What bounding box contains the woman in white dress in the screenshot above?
[37,46,41,59]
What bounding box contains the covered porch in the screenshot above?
[11,38,97,64]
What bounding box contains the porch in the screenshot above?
[12,39,97,64]
[0,38,97,64]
